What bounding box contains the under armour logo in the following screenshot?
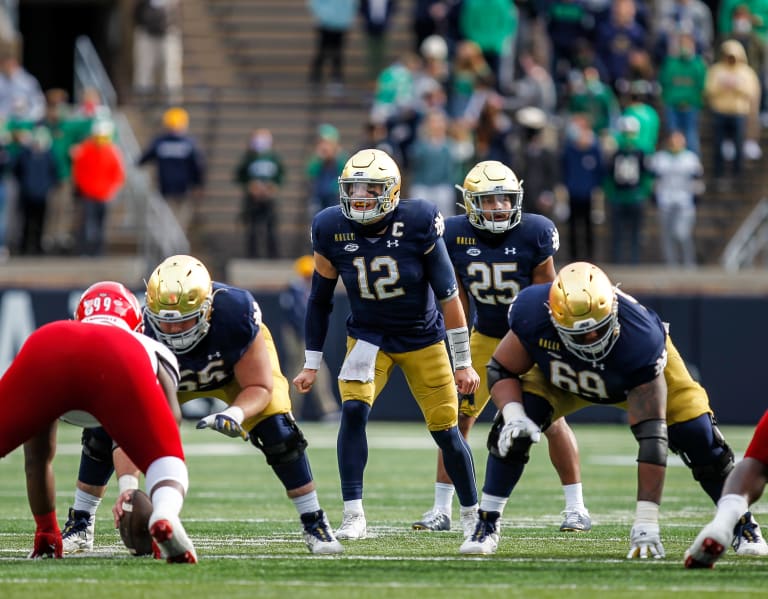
[504,247,516,255]
[387,240,399,248]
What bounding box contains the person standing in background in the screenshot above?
[234,128,283,258]
[279,255,341,422]
[138,107,206,237]
[133,0,183,105]
[71,120,125,256]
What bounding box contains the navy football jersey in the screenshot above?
[312,199,454,353]
[509,284,667,404]
[445,213,559,339]
[144,282,261,393]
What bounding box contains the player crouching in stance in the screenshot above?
[460,262,767,558]
[9,282,196,562]
[686,409,768,567]
[143,255,343,555]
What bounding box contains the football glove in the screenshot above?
[196,406,249,441]
[497,402,541,457]
[28,531,62,559]
[627,522,665,559]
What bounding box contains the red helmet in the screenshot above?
[74,281,143,332]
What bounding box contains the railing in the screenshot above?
[73,35,189,267]
[721,198,768,271]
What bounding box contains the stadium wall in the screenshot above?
[0,287,764,425]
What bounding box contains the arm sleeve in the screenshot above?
[305,271,337,351]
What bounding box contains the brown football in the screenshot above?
[118,489,154,556]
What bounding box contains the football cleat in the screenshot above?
[412,509,451,531]
[560,509,592,532]
[335,511,367,540]
[301,510,344,555]
[460,510,500,555]
[684,516,733,568]
[61,508,95,554]
[149,514,197,564]
[732,511,768,556]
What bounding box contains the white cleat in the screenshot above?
[733,511,768,556]
[61,508,95,554]
[336,511,367,540]
[459,510,500,555]
[460,506,478,538]
[301,510,344,555]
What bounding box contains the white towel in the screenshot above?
[339,339,379,382]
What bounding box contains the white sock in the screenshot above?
[715,494,749,528]
[293,490,321,516]
[563,483,587,513]
[434,483,455,514]
[73,489,102,515]
[343,499,364,515]
[150,486,184,519]
[479,494,508,514]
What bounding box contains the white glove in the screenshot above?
[627,501,665,559]
[196,406,249,441]
[497,402,541,457]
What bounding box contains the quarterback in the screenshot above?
[460,262,767,559]
[413,160,591,534]
[293,148,481,540]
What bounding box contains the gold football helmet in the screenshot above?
[457,160,523,233]
[339,148,401,225]
[548,262,620,362]
[145,254,214,353]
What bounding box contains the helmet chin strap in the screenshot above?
[353,210,396,236]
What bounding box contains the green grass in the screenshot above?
[1,421,767,598]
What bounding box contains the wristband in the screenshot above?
[446,327,471,371]
[118,475,140,494]
[304,350,323,370]
[634,500,660,525]
[501,402,527,424]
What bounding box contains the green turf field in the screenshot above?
[0,420,766,598]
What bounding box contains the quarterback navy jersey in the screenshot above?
[144,282,261,393]
[509,284,667,404]
[312,199,454,353]
[445,213,559,339]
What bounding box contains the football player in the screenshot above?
[413,161,591,534]
[7,281,196,563]
[459,262,768,559]
[293,148,481,540]
[65,256,344,556]
[686,409,768,568]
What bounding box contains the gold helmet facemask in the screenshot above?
[457,160,523,234]
[144,254,214,353]
[548,262,620,363]
[339,148,401,225]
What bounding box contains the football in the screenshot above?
[118,489,154,556]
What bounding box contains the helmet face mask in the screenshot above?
[144,255,214,353]
[339,149,401,225]
[459,161,523,234]
[548,262,620,362]
[75,281,143,332]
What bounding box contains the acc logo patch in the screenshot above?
[344,244,359,252]
[466,248,481,256]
